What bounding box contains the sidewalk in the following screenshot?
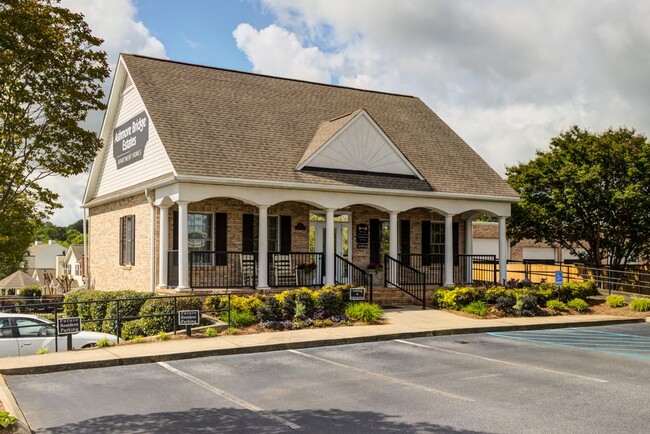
[0,308,645,376]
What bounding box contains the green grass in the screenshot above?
[606,294,626,308]
[345,302,383,323]
[629,298,650,312]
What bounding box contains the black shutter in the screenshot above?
[280,215,292,253]
[400,220,410,266]
[119,216,124,265]
[421,220,431,266]
[242,214,255,253]
[172,211,179,250]
[369,219,381,265]
[215,213,227,265]
[130,215,135,266]
[453,222,459,266]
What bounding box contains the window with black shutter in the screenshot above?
[369,219,381,265]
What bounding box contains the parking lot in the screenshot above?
[8,323,650,433]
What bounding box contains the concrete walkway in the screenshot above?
[0,308,645,376]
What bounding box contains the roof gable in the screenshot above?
[297,109,424,179]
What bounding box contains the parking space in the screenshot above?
[7,323,650,433]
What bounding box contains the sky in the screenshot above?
[45,0,650,225]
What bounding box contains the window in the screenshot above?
[253,215,279,252]
[74,264,81,276]
[119,215,135,266]
[189,213,213,265]
[430,222,445,255]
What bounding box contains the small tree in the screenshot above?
[507,126,650,269]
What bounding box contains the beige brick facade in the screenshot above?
[88,194,153,291]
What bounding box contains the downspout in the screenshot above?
[145,189,156,293]
[83,208,89,289]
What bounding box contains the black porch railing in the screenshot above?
[335,254,373,302]
[268,252,324,288]
[457,255,498,285]
[385,255,426,309]
[398,253,444,285]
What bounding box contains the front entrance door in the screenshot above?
[310,215,351,282]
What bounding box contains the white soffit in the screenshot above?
[298,110,424,179]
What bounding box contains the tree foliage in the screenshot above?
[0,0,108,276]
[507,126,650,269]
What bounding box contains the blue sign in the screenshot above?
[554,270,564,286]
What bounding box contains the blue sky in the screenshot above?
[46,0,650,225]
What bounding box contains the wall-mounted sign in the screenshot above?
[350,287,366,301]
[113,111,149,169]
[356,224,368,249]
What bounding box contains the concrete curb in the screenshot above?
[0,375,30,434]
[0,317,643,376]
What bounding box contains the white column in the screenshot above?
[158,205,170,289]
[325,208,335,285]
[465,219,473,283]
[444,214,455,287]
[257,205,270,290]
[498,216,508,285]
[389,211,398,284]
[176,200,190,290]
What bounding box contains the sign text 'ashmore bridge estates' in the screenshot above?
[113,111,149,169]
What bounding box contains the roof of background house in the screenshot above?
[121,54,518,198]
[26,242,66,256]
[69,245,84,260]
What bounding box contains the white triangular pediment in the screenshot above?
[298,110,423,179]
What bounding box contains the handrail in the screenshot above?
[384,255,426,309]
[335,254,373,303]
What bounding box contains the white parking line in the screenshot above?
[157,362,301,430]
[395,339,608,383]
[288,349,474,402]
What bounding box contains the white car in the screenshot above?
[0,313,118,357]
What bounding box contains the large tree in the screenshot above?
[507,126,650,270]
[0,0,109,276]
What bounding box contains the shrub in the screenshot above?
[18,286,42,297]
[204,328,218,337]
[281,292,297,320]
[454,287,483,306]
[345,302,383,323]
[227,310,258,328]
[495,294,517,313]
[484,287,509,303]
[103,291,154,335]
[606,294,626,308]
[120,319,145,340]
[462,301,488,317]
[513,294,543,317]
[204,295,224,312]
[296,290,315,317]
[229,294,265,316]
[630,298,650,312]
[567,298,589,313]
[157,331,170,341]
[0,411,16,428]
[530,284,554,304]
[138,298,175,336]
[546,300,568,313]
[315,289,343,317]
[257,297,283,322]
[36,347,49,355]
[562,281,598,301]
[96,337,113,348]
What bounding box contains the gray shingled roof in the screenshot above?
[123,54,518,198]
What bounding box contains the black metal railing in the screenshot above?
[335,254,373,302]
[398,253,444,285]
[385,255,426,309]
[457,255,498,285]
[188,251,258,289]
[268,252,324,288]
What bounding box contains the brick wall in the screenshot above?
[88,194,153,292]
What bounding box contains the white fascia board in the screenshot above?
[82,175,176,208]
[174,174,521,203]
[297,110,425,180]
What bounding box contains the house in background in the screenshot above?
[82,54,519,297]
[22,240,66,281]
[61,245,85,287]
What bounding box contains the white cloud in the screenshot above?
[235,0,650,178]
[39,0,167,226]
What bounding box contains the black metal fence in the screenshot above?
[385,255,426,309]
[0,294,230,352]
[335,254,373,302]
[269,252,324,288]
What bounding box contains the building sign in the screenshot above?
[356,224,369,249]
[57,317,81,335]
[554,270,564,286]
[113,111,149,169]
[178,310,200,326]
[349,287,365,301]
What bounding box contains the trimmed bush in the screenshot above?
[345,302,383,323]
[495,294,517,313]
[18,286,42,297]
[315,289,343,317]
[630,298,650,312]
[562,281,598,301]
[606,294,626,308]
[257,297,283,322]
[102,291,153,335]
[138,296,202,336]
[120,320,144,340]
[567,298,589,313]
[546,300,568,313]
[462,301,488,317]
